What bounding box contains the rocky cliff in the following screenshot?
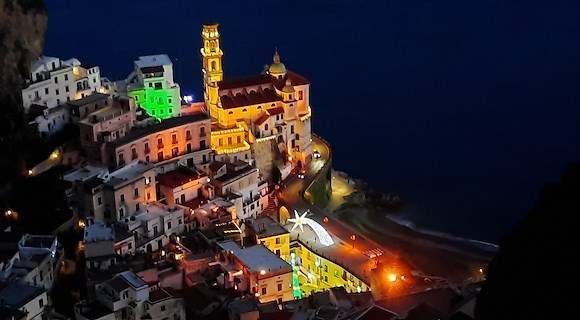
[0,0,46,186]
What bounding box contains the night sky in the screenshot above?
[44,0,580,243]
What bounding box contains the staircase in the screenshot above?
[260,193,279,218]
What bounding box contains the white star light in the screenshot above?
[288,210,309,232]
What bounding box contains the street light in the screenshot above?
[350,234,356,249]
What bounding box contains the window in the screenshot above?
[136,203,140,211]
[172,147,179,157]
[45,88,49,94]
[172,134,177,144]
[228,137,232,145]
[145,155,150,162]
[169,108,172,114]
[200,140,206,149]
[160,109,164,114]
[237,136,241,144]
[120,194,125,202]
[265,124,269,131]
[145,176,151,185]
[277,283,282,291]
[39,298,44,308]
[187,143,192,152]
[40,270,43,281]
[134,188,139,197]
[132,148,138,159]
[291,125,294,134]
[147,192,151,200]
[158,151,164,162]
[262,287,267,295]
[65,74,69,81]
[65,85,69,92]
[157,138,163,148]
[55,89,59,95]
[299,90,303,100]
[118,153,125,166]
[178,218,182,225]
[175,198,179,204]
[242,108,247,112]
[168,98,172,103]
[167,221,172,229]
[148,82,153,87]
[128,242,132,249]
[276,238,281,244]
[161,306,166,312]
[98,197,102,205]
[218,139,223,146]
[54,76,58,84]
[186,130,191,140]
[144,142,150,154]
[200,127,206,136]
[325,265,328,272]
[155,82,162,89]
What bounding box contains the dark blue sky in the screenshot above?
[44,0,580,243]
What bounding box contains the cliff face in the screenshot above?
[0,0,46,186]
[0,0,47,100]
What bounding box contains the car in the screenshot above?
[298,170,306,179]
[313,150,321,159]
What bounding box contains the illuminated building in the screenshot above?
[217,241,294,303]
[103,161,157,221]
[156,166,210,208]
[208,161,269,221]
[127,54,181,120]
[68,92,112,122]
[247,216,290,261]
[200,24,313,180]
[21,55,102,111]
[102,113,212,172]
[79,96,136,161]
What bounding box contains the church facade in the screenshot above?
[200,24,313,181]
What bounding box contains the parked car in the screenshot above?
[313,150,321,159]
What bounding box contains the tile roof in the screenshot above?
[267,106,284,115]
[220,87,280,109]
[157,166,204,189]
[255,113,270,126]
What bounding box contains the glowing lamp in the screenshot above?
[5,210,12,216]
[28,169,33,176]
[388,274,397,282]
[357,286,362,293]
[260,270,266,275]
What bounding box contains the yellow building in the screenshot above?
[247,216,291,262]
[200,24,313,177]
[290,241,370,296]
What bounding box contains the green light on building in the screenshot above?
[129,86,179,120]
[290,252,302,299]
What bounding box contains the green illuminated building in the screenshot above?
[128,54,181,120]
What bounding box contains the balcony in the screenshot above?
[172,139,178,145]
[199,131,207,137]
[157,142,164,149]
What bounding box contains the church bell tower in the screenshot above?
[201,23,224,87]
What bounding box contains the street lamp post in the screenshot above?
[350,234,356,250]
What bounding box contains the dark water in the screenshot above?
[44,0,580,243]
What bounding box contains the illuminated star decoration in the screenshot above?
[288,210,309,232]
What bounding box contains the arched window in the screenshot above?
[265,124,269,131]
[242,108,247,112]
[228,111,233,115]
[295,134,300,140]
[211,61,217,71]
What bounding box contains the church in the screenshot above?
[200,23,313,181]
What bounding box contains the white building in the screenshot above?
[84,223,116,272]
[21,55,101,111]
[209,161,269,221]
[119,203,185,254]
[27,103,71,137]
[217,241,294,303]
[0,282,49,320]
[79,271,185,320]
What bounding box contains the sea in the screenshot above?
[43,0,580,244]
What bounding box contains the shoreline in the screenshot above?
[328,170,497,283]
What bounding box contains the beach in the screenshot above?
[328,170,497,284]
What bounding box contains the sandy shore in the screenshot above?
[328,171,496,284]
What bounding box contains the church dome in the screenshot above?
[282,79,294,93]
[268,62,286,74]
[268,49,287,76]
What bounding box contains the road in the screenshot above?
[278,136,415,284]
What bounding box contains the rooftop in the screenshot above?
[66,92,110,107]
[84,223,114,242]
[229,297,258,314]
[20,234,56,249]
[250,216,289,239]
[63,164,109,183]
[109,113,209,148]
[135,54,172,68]
[149,288,172,303]
[80,105,130,125]
[0,282,46,309]
[104,161,153,189]
[218,241,291,273]
[107,271,147,292]
[75,301,113,320]
[157,166,206,189]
